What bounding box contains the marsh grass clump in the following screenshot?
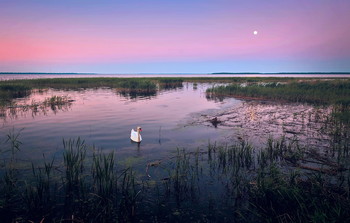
[62,138,87,216]
[0,83,31,106]
[250,167,350,223]
[116,79,157,99]
[43,95,71,106]
[332,104,350,125]
[41,95,73,112]
[206,79,350,105]
[117,79,157,92]
[0,95,73,121]
[158,78,184,90]
[23,158,55,221]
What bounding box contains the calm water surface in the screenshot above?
[1,77,340,167]
[0,83,239,164]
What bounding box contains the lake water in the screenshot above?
[1,79,337,168]
[1,83,241,165]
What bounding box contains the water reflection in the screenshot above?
[0,95,73,121]
[116,89,157,100]
[1,82,345,164]
[159,81,183,91]
[206,93,225,102]
[0,83,227,162]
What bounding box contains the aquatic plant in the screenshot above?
[158,78,184,90]
[206,79,350,105]
[0,83,31,106]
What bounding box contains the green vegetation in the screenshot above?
[158,78,184,90]
[0,95,73,120]
[0,83,31,106]
[1,129,349,222]
[0,78,160,105]
[206,80,350,105]
[42,95,72,106]
[3,77,345,105]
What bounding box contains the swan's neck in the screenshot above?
[137,129,140,142]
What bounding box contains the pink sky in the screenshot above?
[1,0,350,73]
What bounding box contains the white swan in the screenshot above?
[130,127,142,143]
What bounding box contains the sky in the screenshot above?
[0,0,350,73]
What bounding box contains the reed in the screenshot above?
[1,131,350,222]
[5,128,22,160]
[250,167,350,222]
[207,79,350,105]
[62,138,87,219]
[91,150,115,199]
[0,128,23,222]
[0,83,31,106]
[158,78,184,90]
[23,158,55,221]
[0,78,160,106]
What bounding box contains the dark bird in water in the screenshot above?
[210,117,221,128]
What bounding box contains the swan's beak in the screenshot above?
[140,128,142,132]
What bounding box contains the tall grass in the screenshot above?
[0,83,31,106]
[158,78,184,90]
[0,133,143,222]
[0,133,349,222]
[206,79,350,105]
[3,77,348,107]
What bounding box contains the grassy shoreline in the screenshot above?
[206,79,350,104]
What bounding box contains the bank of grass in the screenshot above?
[1,130,349,222]
[0,83,31,106]
[206,79,350,105]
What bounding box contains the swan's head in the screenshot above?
[137,126,142,132]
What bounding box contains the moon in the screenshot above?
[253,30,258,35]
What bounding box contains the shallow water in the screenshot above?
[0,83,239,164]
[0,81,338,168]
[196,100,334,149]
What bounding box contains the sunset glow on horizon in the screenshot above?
[1,0,350,73]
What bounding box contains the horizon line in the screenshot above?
[1,71,350,75]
